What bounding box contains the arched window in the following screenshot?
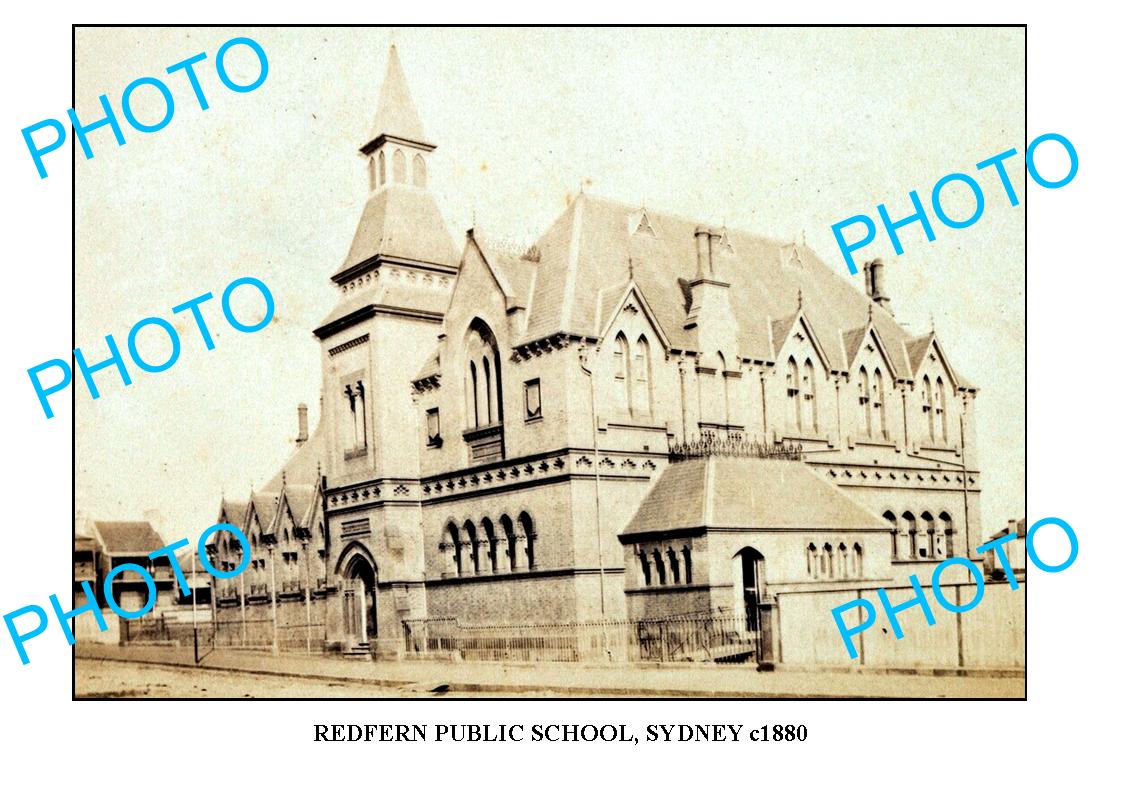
[392,148,406,182]
[921,512,936,559]
[613,333,630,412]
[463,520,480,574]
[853,543,864,577]
[482,517,497,573]
[444,523,461,576]
[939,511,955,558]
[682,547,692,584]
[874,368,888,440]
[412,153,427,188]
[518,512,535,570]
[668,548,681,584]
[883,511,898,559]
[377,150,386,187]
[653,549,667,585]
[638,550,651,586]
[468,362,479,427]
[465,320,502,431]
[787,357,801,432]
[858,367,872,437]
[922,376,934,442]
[803,359,817,433]
[500,515,517,571]
[823,543,834,578]
[482,356,493,425]
[807,543,818,578]
[903,512,918,559]
[838,543,849,578]
[936,377,947,442]
[634,336,652,415]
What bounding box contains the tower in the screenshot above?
[315,44,460,483]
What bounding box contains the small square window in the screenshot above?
[524,379,542,421]
[426,408,442,446]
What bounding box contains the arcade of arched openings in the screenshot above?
[882,509,956,560]
[442,512,536,577]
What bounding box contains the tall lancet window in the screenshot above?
[787,357,801,433]
[465,319,503,430]
[858,367,872,438]
[412,154,427,188]
[633,336,652,415]
[922,376,935,442]
[936,377,947,442]
[802,359,817,433]
[343,382,367,454]
[614,333,631,412]
[874,368,888,440]
[392,148,406,182]
[377,150,386,187]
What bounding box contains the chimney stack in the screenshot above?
[296,403,309,445]
[694,226,713,279]
[865,258,892,315]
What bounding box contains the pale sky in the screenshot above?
[74,26,1025,542]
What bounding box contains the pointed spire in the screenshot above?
[361,45,434,153]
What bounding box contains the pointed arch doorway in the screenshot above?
[733,547,765,633]
[341,551,377,650]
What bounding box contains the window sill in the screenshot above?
[524,414,543,425]
[343,447,368,462]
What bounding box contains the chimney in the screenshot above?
[866,258,892,315]
[694,226,712,278]
[296,403,309,445]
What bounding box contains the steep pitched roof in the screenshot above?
[219,498,248,529]
[364,45,431,148]
[623,457,888,534]
[93,521,164,554]
[520,194,919,377]
[262,418,327,495]
[333,185,459,279]
[249,493,280,533]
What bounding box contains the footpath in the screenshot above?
[76,643,1024,698]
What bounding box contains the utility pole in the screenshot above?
[578,347,607,618]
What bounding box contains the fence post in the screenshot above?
[756,601,777,670]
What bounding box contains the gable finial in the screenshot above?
[868,301,874,325]
[801,229,807,247]
[797,286,803,311]
[929,312,936,333]
[627,255,635,281]
[282,469,287,488]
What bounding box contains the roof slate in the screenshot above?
[520,194,932,380]
[93,521,164,554]
[624,457,889,535]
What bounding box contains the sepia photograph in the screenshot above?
[71,25,1026,699]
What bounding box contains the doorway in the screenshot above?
[343,555,377,647]
[737,547,764,632]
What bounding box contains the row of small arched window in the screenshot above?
[371,148,427,190]
[637,545,693,587]
[790,359,951,444]
[884,510,955,560]
[807,542,864,580]
[442,512,536,577]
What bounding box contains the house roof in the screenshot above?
[93,521,164,555]
[623,457,889,535]
[519,193,936,380]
